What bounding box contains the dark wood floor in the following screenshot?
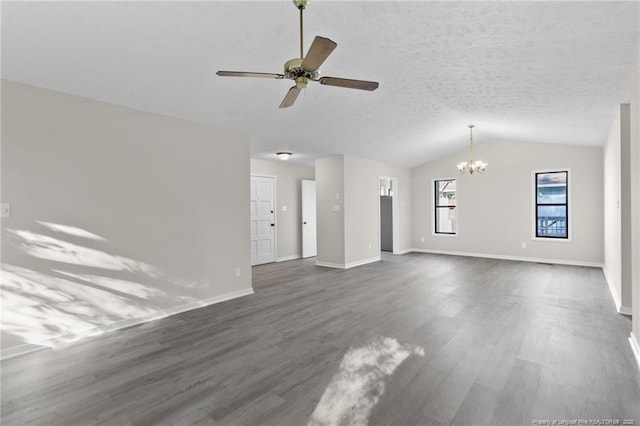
[2,253,639,425]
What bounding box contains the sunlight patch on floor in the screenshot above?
[308,336,424,426]
[1,222,212,353]
[2,264,159,345]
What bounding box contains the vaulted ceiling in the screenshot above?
[2,1,638,167]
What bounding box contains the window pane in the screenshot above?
[436,180,456,207]
[537,172,567,186]
[537,172,567,204]
[435,207,456,233]
[537,205,567,237]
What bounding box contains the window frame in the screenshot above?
[433,178,457,237]
[531,169,572,242]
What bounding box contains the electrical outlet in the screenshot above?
[235,267,241,278]
[521,242,527,249]
[420,236,425,242]
[368,244,372,251]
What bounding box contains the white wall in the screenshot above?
[620,104,633,313]
[603,108,624,311]
[316,156,345,266]
[315,155,411,268]
[343,155,411,265]
[411,140,603,265]
[630,57,640,358]
[250,158,315,261]
[1,81,252,353]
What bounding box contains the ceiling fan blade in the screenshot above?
[279,86,302,108]
[216,71,284,79]
[319,77,379,91]
[301,36,337,71]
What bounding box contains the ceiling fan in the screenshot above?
[216,0,379,108]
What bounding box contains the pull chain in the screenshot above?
[469,124,474,162]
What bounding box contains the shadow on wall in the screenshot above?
[1,221,204,349]
[308,336,424,426]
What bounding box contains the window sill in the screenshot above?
[531,236,572,243]
[432,233,457,238]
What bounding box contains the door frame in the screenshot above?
[250,173,277,265]
[378,176,400,254]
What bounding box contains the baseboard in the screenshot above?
[0,343,50,361]
[602,267,625,314]
[619,306,633,315]
[315,261,345,269]
[410,248,603,268]
[0,287,254,361]
[629,333,640,371]
[345,256,381,269]
[393,248,413,255]
[277,254,302,262]
[316,256,381,270]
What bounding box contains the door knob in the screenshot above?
[271,223,275,227]
[303,222,307,224]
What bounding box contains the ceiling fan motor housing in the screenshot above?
[293,0,308,10]
[284,58,320,82]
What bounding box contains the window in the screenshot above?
[434,179,456,234]
[534,170,569,239]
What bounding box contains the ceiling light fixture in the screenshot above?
[277,152,292,161]
[457,124,487,174]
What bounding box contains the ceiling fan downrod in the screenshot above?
[295,0,308,59]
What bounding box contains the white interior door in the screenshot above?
[301,179,317,258]
[250,175,275,265]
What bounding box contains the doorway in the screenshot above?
[250,174,276,265]
[379,176,399,254]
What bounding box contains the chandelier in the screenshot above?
[457,124,487,174]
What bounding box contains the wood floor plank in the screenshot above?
[2,253,639,425]
[490,358,543,425]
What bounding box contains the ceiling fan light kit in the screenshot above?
[457,124,487,175]
[216,0,379,108]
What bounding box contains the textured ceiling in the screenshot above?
[2,1,639,168]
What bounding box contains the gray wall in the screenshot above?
[1,81,252,351]
[411,140,603,265]
[250,158,315,261]
[380,196,393,252]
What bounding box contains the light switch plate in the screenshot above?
[1,203,10,218]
